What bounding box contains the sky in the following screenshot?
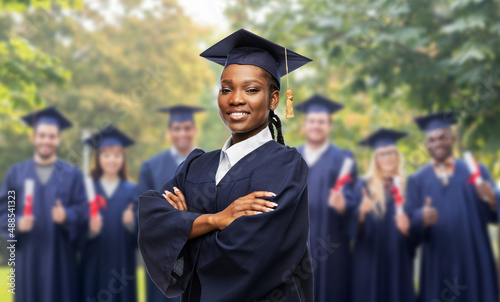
[178,0,229,28]
[78,0,229,30]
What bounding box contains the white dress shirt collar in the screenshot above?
[216,127,273,184]
[304,141,330,167]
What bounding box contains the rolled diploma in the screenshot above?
[24,179,35,216]
[334,158,353,193]
[464,151,483,186]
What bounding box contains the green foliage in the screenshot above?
[0,35,70,134]
[1,0,216,181]
[0,0,83,11]
[224,0,500,176]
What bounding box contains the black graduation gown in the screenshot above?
[137,149,182,302]
[0,158,88,302]
[297,144,357,302]
[406,159,500,302]
[349,179,416,302]
[79,179,138,302]
[138,141,313,302]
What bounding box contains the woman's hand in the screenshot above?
[89,214,103,235]
[394,213,410,237]
[359,188,375,222]
[211,191,277,231]
[163,187,188,211]
[122,204,135,226]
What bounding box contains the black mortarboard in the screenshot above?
[21,107,72,130]
[156,105,205,124]
[414,111,457,132]
[83,125,134,149]
[359,128,407,149]
[295,94,343,115]
[200,29,312,89]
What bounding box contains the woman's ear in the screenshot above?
[270,91,280,111]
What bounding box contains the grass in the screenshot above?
[0,266,13,302]
[0,266,146,302]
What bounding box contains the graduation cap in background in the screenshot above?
[295,94,343,115]
[83,125,134,149]
[21,107,72,131]
[414,111,458,132]
[156,105,206,125]
[200,28,313,118]
[359,128,407,149]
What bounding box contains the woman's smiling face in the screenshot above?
[218,64,279,143]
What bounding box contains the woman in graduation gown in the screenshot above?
[349,129,416,302]
[79,126,138,302]
[138,29,314,302]
[0,107,88,302]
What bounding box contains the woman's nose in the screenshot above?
[228,90,246,106]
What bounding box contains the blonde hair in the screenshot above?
[365,146,406,217]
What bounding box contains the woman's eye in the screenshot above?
[220,88,231,94]
[247,88,260,93]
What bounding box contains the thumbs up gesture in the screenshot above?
[422,197,438,228]
[52,199,67,224]
[329,189,346,214]
[122,203,135,226]
[360,188,375,213]
[358,188,375,222]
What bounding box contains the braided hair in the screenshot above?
[263,71,285,145]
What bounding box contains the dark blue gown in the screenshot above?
[137,149,181,302]
[406,159,500,302]
[138,149,180,193]
[349,179,416,302]
[138,141,313,302]
[0,158,88,302]
[79,179,138,302]
[297,143,357,302]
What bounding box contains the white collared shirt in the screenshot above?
[215,127,273,184]
[303,141,329,167]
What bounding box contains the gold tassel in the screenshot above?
[285,89,294,118]
[284,48,294,119]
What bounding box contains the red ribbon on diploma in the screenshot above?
[90,195,107,218]
[24,195,33,216]
[467,161,481,186]
[333,174,352,193]
[393,185,404,208]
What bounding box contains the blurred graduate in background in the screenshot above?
[79,125,138,302]
[349,129,416,302]
[406,112,500,302]
[0,107,88,302]
[136,105,204,302]
[296,95,357,302]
